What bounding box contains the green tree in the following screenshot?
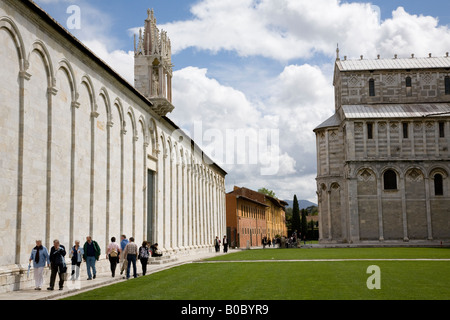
[301,208,308,239]
[258,188,276,198]
[285,207,293,234]
[291,195,301,236]
[305,205,318,216]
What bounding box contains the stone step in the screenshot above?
[148,257,178,264]
[149,256,178,265]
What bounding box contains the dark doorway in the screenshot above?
[147,170,155,242]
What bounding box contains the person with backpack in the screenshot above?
[83,236,101,280]
[138,241,150,276]
[106,237,121,277]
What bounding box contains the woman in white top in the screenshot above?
[106,237,121,277]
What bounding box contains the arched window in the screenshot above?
[439,122,445,138]
[367,123,373,140]
[402,122,409,139]
[406,76,412,96]
[434,174,444,196]
[369,79,375,96]
[384,170,397,190]
[445,76,450,95]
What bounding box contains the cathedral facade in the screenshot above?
[0,0,226,292]
[315,51,450,244]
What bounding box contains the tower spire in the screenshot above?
[336,43,340,61]
[134,9,174,116]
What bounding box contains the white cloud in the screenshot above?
[267,64,334,152]
[169,64,333,201]
[155,0,450,61]
[36,0,450,203]
[82,40,134,84]
[35,0,136,84]
[376,7,450,59]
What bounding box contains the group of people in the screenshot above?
[28,235,163,291]
[262,236,276,248]
[214,235,229,253]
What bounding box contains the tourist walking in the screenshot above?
[106,237,121,277]
[83,236,101,280]
[29,240,50,290]
[48,239,66,291]
[69,240,84,281]
[120,235,129,276]
[223,235,228,253]
[123,237,138,279]
[214,236,220,252]
[138,241,150,276]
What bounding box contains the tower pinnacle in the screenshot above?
[134,9,174,116]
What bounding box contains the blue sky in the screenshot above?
[34,0,450,202]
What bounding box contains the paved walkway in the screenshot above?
[0,250,233,300]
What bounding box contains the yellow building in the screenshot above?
[226,187,288,247]
[264,196,288,240]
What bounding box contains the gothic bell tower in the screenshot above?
[134,9,174,116]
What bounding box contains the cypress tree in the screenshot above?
[301,208,308,240]
[292,195,301,237]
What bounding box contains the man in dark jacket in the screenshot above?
[83,236,101,280]
[214,236,220,252]
[48,239,66,291]
[223,235,228,253]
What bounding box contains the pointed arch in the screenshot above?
[98,87,112,123]
[126,106,137,137]
[159,131,167,157]
[148,118,158,155]
[138,115,149,146]
[185,150,191,167]
[113,97,125,131]
[0,16,27,71]
[167,136,175,162]
[81,74,97,113]
[0,16,25,266]
[179,146,185,166]
[29,40,54,88]
[57,59,77,102]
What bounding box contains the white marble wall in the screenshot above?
[0,0,226,287]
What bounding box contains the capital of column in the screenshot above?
[91,111,100,118]
[47,86,58,96]
[19,70,32,80]
[71,101,81,109]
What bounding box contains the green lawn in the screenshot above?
[206,247,450,261]
[64,248,450,300]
